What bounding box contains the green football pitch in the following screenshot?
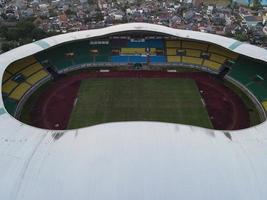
[68,78,213,129]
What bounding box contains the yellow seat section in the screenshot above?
[182,41,208,51]
[9,83,31,100]
[182,56,203,65]
[208,45,239,60]
[203,60,222,71]
[166,48,177,55]
[186,49,201,57]
[147,48,157,55]
[20,63,43,77]
[121,48,147,54]
[2,79,18,94]
[3,71,12,82]
[262,101,267,111]
[167,56,181,63]
[27,70,49,85]
[210,54,227,64]
[166,40,181,48]
[7,56,37,74]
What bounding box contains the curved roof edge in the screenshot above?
[0,22,267,135]
[1,22,267,68]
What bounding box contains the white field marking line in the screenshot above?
[199,90,206,107]
[73,97,78,107]
[201,98,206,107]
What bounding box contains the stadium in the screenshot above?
[1,23,267,199]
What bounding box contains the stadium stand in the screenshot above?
[110,39,128,48]
[186,49,201,57]
[9,83,31,100]
[27,70,49,85]
[166,48,178,56]
[182,41,208,51]
[6,56,36,74]
[128,39,164,48]
[166,40,181,48]
[203,60,222,71]
[35,40,111,70]
[209,54,227,64]
[121,48,148,55]
[208,45,239,60]
[3,37,267,118]
[2,79,18,94]
[2,56,50,114]
[167,56,181,63]
[262,101,267,112]
[150,56,166,63]
[111,55,147,63]
[229,55,267,102]
[182,56,203,65]
[2,97,17,115]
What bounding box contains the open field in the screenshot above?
[68,78,213,129]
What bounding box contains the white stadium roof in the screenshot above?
[0,23,267,200]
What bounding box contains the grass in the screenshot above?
[68,78,213,129]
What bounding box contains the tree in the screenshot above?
[1,41,16,52]
[235,32,249,41]
[32,28,47,40]
[251,0,262,10]
[16,20,35,37]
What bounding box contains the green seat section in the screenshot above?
[35,40,111,71]
[3,96,18,115]
[229,56,267,101]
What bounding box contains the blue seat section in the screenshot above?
[150,56,166,63]
[111,56,129,63]
[128,39,164,48]
[111,56,147,63]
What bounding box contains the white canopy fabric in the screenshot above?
[0,23,267,200]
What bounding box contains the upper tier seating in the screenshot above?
[128,39,164,48]
[7,56,36,74]
[35,40,111,70]
[166,40,181,48]
[208,45,239,60]
[209,54,227,64]
[165,40,239,72]
[182,41,208,51]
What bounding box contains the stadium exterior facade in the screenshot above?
[0,23,267,200]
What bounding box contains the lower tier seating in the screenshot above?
[111,55,147,63]
[262,101,267,112]
[150,56,166,63]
